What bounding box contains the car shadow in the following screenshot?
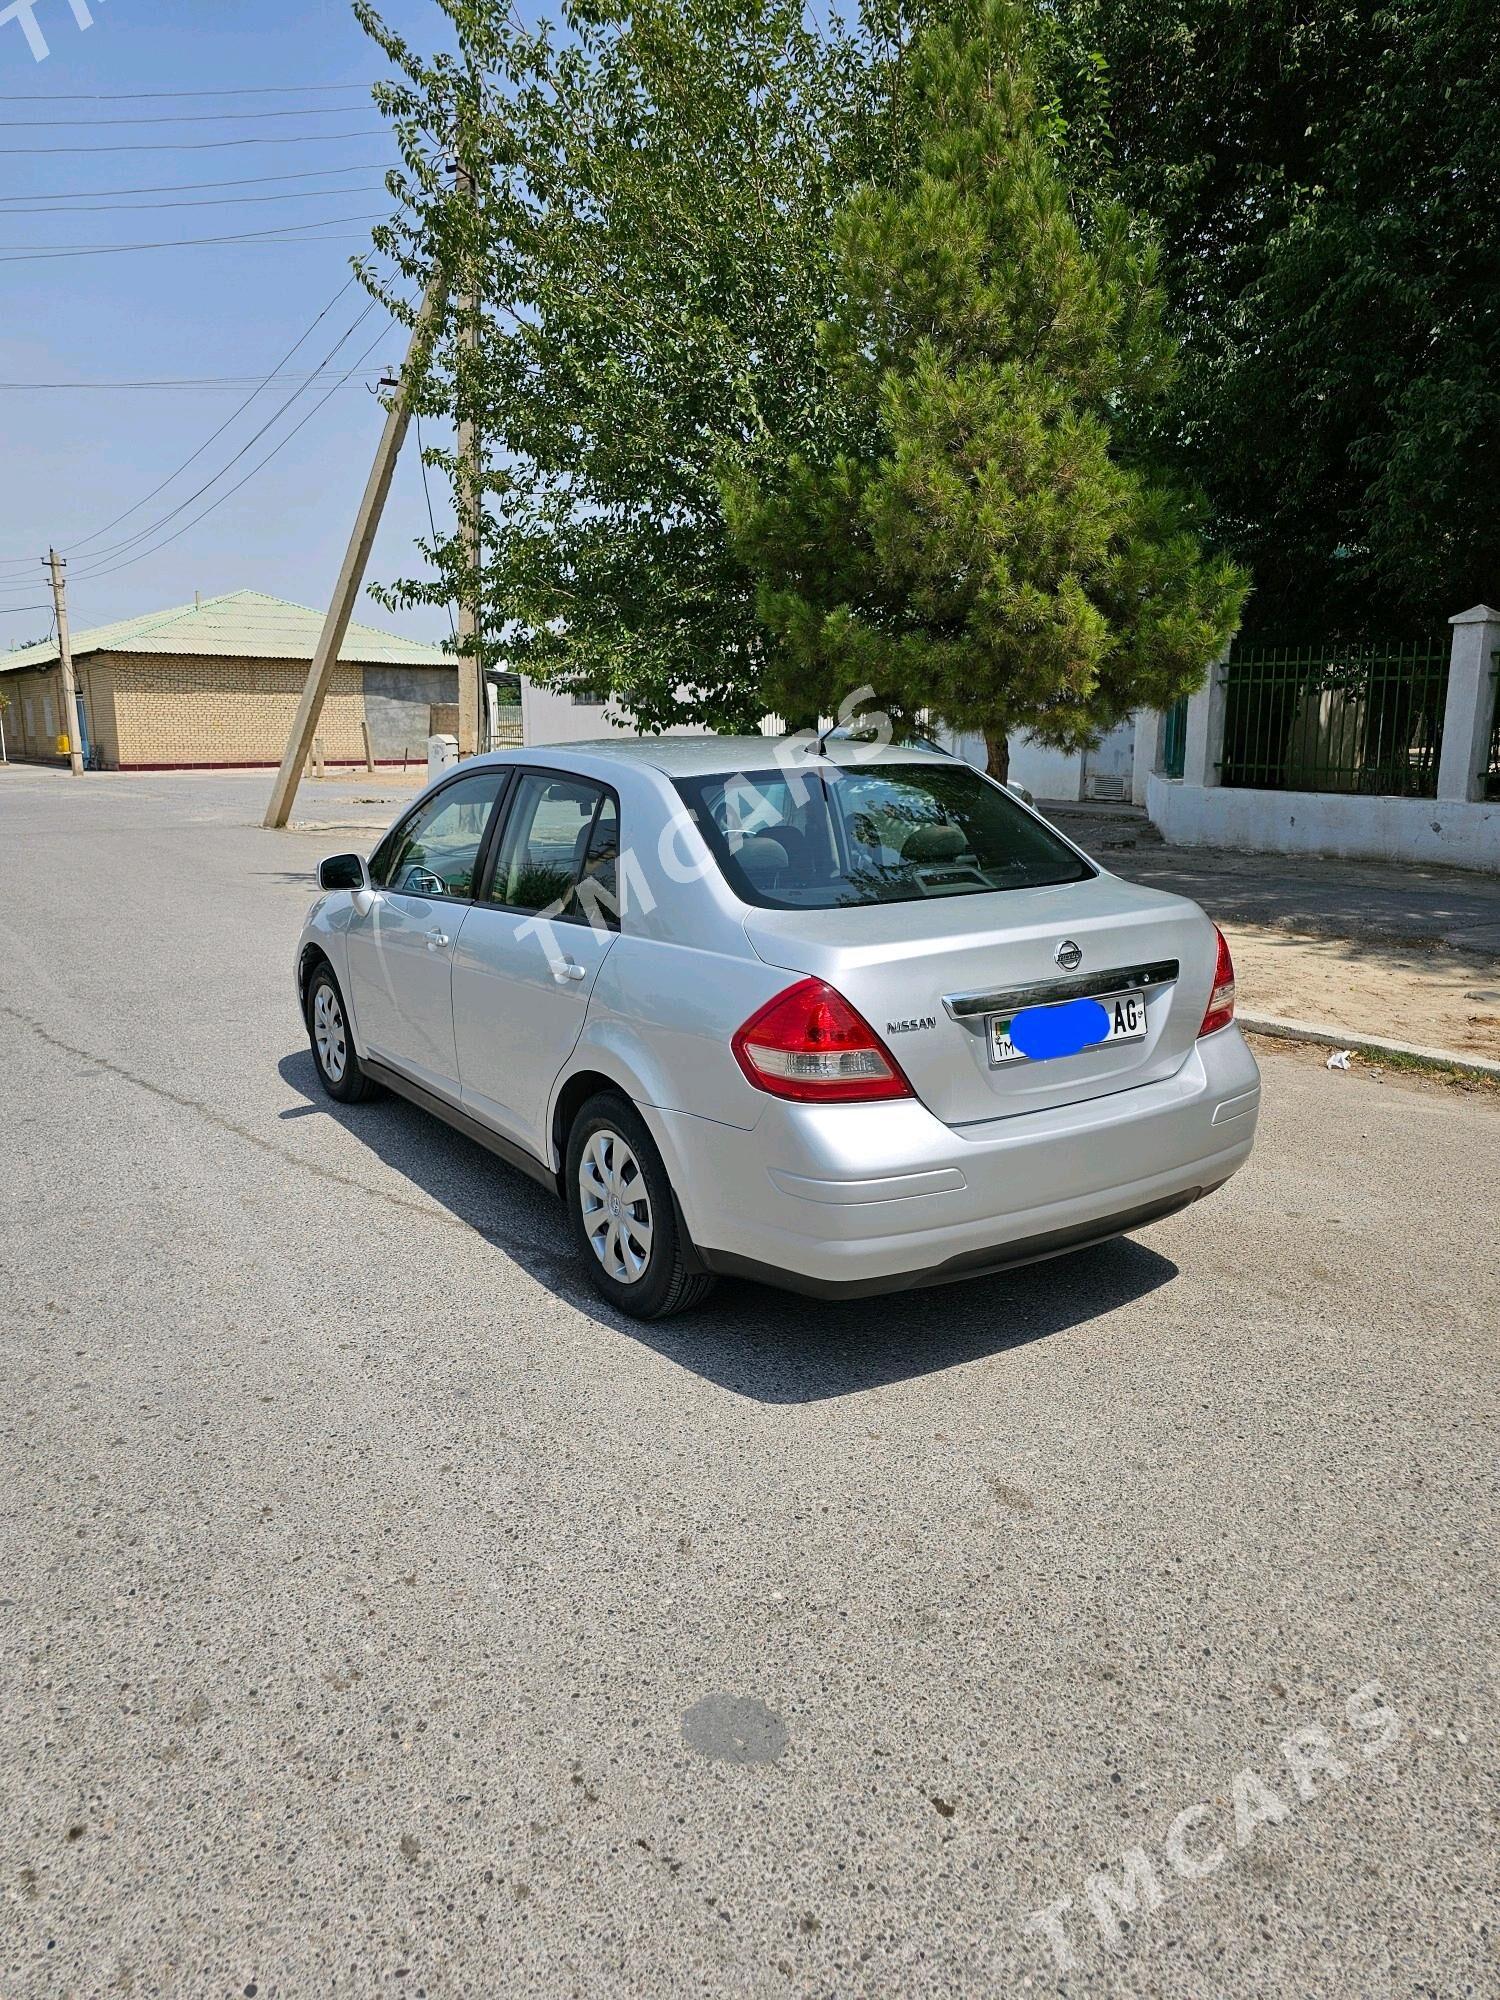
[278,1049,1179,1405]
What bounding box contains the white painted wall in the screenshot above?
[1010,739,1084,798]
[1148,775,1500,873]
[1081,718,1135,797]
[937,725,1081,795]
[519,679,714,747]
[936,720,1137,801]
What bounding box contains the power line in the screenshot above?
[0,164,393,203]
[69,322,399,586]
[0,305,387,596]
[0,130,388,156]
[6,104,374,128]
[0,83,383,102]
[0,372,386,389]
[68,300,384,569]
[0,215,385,263]
[0,185,387,216]
[72,291,375,558]
[0,278,361,569]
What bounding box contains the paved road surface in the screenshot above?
[1,767,1495,1998]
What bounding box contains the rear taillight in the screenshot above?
[1199,925,1236,1038]
[731,978,913,1103]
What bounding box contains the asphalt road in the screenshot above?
[2,767,1495,2000]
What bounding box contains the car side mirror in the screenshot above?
[318,852,369,892]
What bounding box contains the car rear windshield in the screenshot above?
[672,761,1094,910]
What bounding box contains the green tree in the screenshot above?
[356,0,900,731]
[723,0,1245,776]
[1051,0,1500,637]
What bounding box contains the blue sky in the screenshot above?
[0,0,481,650]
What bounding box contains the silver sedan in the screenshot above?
[296,737,1259,1318]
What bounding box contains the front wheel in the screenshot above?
[306,964,376,1104]
[565,1093,715,1320]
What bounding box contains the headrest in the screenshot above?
[734,835,790,881]
[901,821,968,863]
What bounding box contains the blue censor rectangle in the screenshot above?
[1006,996,1111,1062]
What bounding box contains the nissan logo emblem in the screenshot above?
[1055,939,1083,971]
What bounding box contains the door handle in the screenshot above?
[426,927,451,951]
[551,957,587,983]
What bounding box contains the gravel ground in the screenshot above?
[1,766,1496,2000]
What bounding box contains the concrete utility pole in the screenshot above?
[263,272,449,830]
[455,156,485,759]
[46,549,84,778]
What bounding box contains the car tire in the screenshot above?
[565,1092,715,1320]
[305,963,377,1104]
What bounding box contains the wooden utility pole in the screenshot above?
[263,273,448,829]
[46,550,84,778]
[455,156,485,758]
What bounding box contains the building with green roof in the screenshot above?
[1,589,458,770]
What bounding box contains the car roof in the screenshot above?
[472,734,953,779]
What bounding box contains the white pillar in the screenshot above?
[1437,605,1500,804]
[1131,708,1163,805]
[1182,652,1229,790]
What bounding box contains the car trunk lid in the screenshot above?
[742,874,1217,1125]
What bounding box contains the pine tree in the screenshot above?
[724,0,1246,776]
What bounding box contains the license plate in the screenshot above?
[988,989,1149,1067]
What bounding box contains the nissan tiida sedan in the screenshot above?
[296,738,1258,1318]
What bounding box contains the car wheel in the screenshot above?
[565,1093,715,1320]
[306,964,376,1104]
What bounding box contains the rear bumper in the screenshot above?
[696,1184,1224,1299]
[642,1026,1260,1298]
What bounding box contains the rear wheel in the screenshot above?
[565,1093,715,1320]
[306,963,376,1104]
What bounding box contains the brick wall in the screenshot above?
[107,653,368,767]
[1,666,64,761]
[5,652,455,768]
[79,659,118,767]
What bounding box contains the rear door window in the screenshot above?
[486,772,620,925]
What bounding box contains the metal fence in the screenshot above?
[492,701,524,746]
[1487,652,1500,801]
[1219,637,1450,797]
[1162,695,1188,780]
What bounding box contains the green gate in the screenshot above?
[1161,695,1188,780]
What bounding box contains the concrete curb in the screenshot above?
[1240,1012,1500,1083]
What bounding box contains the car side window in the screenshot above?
[576,794,620,926]
[373,772,505,899]
[487,773,618,926]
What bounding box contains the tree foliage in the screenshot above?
[1051,0,1500,636]
[356,0,897,731]
[723,0,1246,769]
[358,0,1242,744]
